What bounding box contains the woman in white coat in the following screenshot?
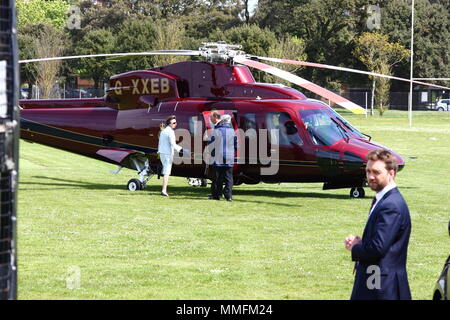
[158,115,182,196]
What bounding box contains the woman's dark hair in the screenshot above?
[166,115,176,126]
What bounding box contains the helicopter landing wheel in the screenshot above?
[350,187,365,198]
[127,178,143,191]
[187,178,208,187]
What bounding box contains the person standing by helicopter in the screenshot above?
[158,115,182,197]
[207,111,222,200]
[208,114,238,201]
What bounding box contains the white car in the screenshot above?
[435,99,450,111]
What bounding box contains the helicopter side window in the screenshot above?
[266,112,303,146]
[241,113,257,130]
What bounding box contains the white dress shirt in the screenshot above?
[369,182,397,217]
[158,126,182,156]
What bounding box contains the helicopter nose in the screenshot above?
[339,138,405,171]
[395,153,405,171]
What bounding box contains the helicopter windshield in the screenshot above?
[326,108,366,139]
[299,109,348,146]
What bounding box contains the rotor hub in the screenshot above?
[199,41,246,63]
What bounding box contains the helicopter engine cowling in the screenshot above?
[106,70,180,110]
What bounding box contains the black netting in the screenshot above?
[0,0,18,300]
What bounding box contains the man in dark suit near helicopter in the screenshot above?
[207,111,222,200]
[345,149,412,300]
[208,114,237,201]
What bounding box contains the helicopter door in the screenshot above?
[263,111,305,181]
[201,110,240,174]
[298,109,342,179]
[237,112,261,182]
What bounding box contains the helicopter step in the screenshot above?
[187,178,208,187]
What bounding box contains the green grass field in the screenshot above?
[17,110,450,300]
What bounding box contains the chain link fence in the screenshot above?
[20,84,106,100]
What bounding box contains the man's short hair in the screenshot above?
[367,149,398,174]
[211,111,221,120]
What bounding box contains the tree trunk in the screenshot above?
[26,82,33,99]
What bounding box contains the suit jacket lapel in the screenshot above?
[362,187,399,239]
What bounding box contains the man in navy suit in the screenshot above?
[208,114,238,201]
[345,149,412,300]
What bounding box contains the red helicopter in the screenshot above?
[18,43,450,198]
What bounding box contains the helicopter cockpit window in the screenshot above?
[266,112,303,146]
[299,109,347,146]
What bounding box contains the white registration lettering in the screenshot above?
[114,80,122,95]
[131,78,140,94]
[161,78,170,93]
[141,78,149,94]
[151,78,159,93]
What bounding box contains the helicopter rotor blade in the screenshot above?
[255,56,450,91]
[19,50,201,64]
[234,56,366,115]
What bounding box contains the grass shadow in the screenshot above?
[26,175,350,201]
[23,176,125,191]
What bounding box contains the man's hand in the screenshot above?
[344,235,362,251]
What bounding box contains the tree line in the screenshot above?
[17,0,449,114]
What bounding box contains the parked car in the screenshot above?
[432,221,450,300]
[20,88,29,99]
[435,99,450,111]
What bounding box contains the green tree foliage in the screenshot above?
[33,25,66,98]
[177,0,244,40]
[16,0,70,29]
[75,29,117,89]
[79,0,161,33]
[211,25,307,85]
[265,36,307,86]
[211,24,276,56]
[18,24,38,91]
[153,19,188,67]
[254,0,368,87]
[375,63,391,116]
[354,32,410,115]
[210,24,276,82]
[379,0,450,85]
[114,18,158,73]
